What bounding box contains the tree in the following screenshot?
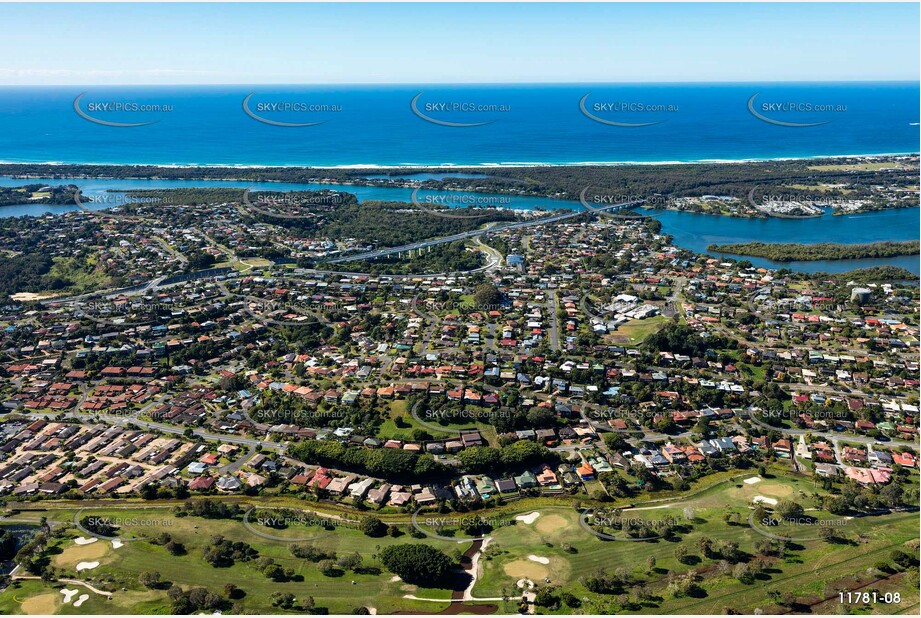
[500,440,549,467]
[0,529,17,560]
[774,500,804,520]
[674,545,690,564]
[80,515,116,537]
[526,406,555,428]
[733,563,755,584]
[819,525,838,543]
[337,552,363,571]
[187,587,223,611]
[379,544,454,586]
[359,515,387,537]
[473,283,501,308]
[271,592,295,609]
[534,587,561,609]
[318,559,339,576]
[262,563,287,581]
[561,591,582,608]
[697,536,714,559]
[891,550,918,569]
[291,543,334,562]
[458,446,501,473]
[139,571,161,588]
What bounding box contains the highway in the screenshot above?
[320,200,642,264]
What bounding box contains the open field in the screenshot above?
[377,400,499,446]
[610,314,669,345]
[807,161,905,172]
[785,184,856,194]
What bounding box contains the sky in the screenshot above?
[0,3,918,85]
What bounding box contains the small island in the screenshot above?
[708,240,920,262]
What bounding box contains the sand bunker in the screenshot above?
[753,496,778,506]
[73,594,90,607]
[60,589,79,604]
[527,555,550,564]
[535,514,567,533]
[503,559,549,581]
[744,477,762,485]
[74,536,98,545]
[516,578,535,590]
[515,511,541,525]
[111,539,124,549]
[76,561,100,571]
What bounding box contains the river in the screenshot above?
[1,176,917,275]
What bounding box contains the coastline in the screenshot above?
[0,152,917,171]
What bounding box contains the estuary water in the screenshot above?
[1,175,917,274]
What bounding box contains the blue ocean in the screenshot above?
[0,83,917,166]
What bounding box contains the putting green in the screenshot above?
[54,539,111,567]
[20,593,60,615]
[502,559,550,580]
[535,514,567,534]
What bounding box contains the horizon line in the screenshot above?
[1,79,919,88]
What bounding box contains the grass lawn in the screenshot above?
[377,400,499,445]
[615,315,669,346]
[2,505,459,615]
[472,472,919,615]
[3,469,916,615]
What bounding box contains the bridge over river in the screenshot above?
[320,200,642,264]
